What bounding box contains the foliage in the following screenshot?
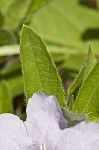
[0,0,99,124]
[0,0,51,114]
[20,25,66,107]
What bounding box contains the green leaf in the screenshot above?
[68,95,75,110]
[30,0,99,53]
[0,59,23,98]
[62,54,84,72]
[62,107,86,126]
[73,62,99,120]
[27,0,51,16]
[68,46,97,98]
[4,0,51,31]
[4,0,31,30]
[0,12,4,28]
[20,25,66,107]
[23,0,51,30]
[0,0,14,16]
[0,80,12,113]
[0,29,17,46]
[83,46,97,79]
[7,74,23,97]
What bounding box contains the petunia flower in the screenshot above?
[0,92,99,150]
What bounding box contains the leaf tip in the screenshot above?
[87,43,92,54]
[21,24,28,34]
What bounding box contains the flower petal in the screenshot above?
[25,92,65,149]
[0,135,22,150]
[0,114,33,150]
[74,121,99,149]
[55,128,87,150]
[43,93,68,129]
[55,121,99,150]
[74,121,99,138]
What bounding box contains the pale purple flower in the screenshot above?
[0,92,99,150]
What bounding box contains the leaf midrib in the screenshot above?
[27,30,43,92]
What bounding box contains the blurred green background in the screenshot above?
[0,0,99,117]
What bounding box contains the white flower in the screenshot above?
[0,92,99,150]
